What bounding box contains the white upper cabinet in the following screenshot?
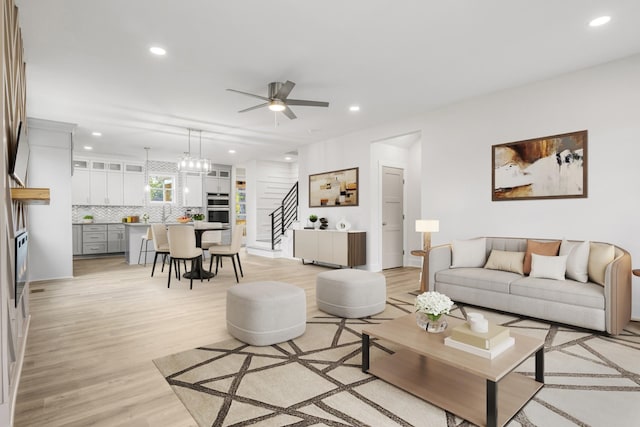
[205,165,232,194]
[183,173,204,207]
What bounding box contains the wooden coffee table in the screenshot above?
[362,314,544,427]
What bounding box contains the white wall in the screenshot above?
[299,53,640,318]
[27,119,75,281]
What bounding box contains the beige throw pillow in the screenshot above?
[530,254,567,281]
[588,242,615,286]
[484,250,525,275]
[559,239,590,283]
[524,240,561,275]
[451,238,487,268]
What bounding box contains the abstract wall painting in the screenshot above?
[492,130,588,201]
[309,167,358,207]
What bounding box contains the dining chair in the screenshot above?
[200,222,223,260]
[150,224,170,277]
[208,224,245,283]
[167,225,203,289]
[137,226,153,265]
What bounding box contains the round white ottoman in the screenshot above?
[226,281,306,346]
[316,269,386,318]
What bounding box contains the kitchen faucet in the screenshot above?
[161,203,172,223]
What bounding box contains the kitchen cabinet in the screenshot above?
[80,224,125,254]
[123,170,145,206]
[72,225,83,255]
[82,224,107,254]
[205,166,231,194]
[183,172,204,207]
[107,224,126,253]
[293,230,366,267]
[73,157,147,206]
[90,161,123,205]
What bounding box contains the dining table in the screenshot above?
[182,222,231,280]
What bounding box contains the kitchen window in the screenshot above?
[148,174,176,203]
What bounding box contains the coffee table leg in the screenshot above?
[486,379,497,427]
[535,347,544,383]
[362,333,370,373]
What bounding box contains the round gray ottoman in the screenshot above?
[316,269,386,318]
[226,281,306,346]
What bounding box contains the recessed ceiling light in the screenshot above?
[228,149,236,154]
[91,131,102,137]
[589,16,611,27]
[149,46,167,56]
[83,146,93,150]
[349,105,360,112]
[284,156,292,161]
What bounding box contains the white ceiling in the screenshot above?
[16,1,640,165]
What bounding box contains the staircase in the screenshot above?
[268,182,298,250]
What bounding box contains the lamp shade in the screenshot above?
[415,219,439,233]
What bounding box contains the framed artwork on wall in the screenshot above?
[492,130,588,201]
[309,167,359,207]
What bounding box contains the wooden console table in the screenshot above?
[293,229,366,267]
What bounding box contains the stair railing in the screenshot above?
[268,182,298,250]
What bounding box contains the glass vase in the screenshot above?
[416,312,448,333]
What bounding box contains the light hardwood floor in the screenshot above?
[14,252,421,426]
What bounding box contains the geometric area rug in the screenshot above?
[153,295,640,427]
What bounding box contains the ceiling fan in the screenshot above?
[226,80,329,120]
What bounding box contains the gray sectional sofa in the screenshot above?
[428,237,632,335]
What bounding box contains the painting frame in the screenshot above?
[492,130,588,201]
[309,167,359,208]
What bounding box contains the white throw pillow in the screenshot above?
[559,239,590,283]
[451,238,487,268]
[484,250,525,275]
[530,253,568,280]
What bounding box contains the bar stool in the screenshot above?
[138,227,153,265]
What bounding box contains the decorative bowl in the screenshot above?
[176,216,191,223]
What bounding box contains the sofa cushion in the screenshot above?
[451,238,487,268]
[436,267,519,294]
[510,277,604,309]
[560,239,590,283]
[524,240,561,274]
[530,254,567,281]
[484,249,525,275]
[588,242,615,286]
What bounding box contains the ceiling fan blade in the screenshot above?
[282,106,297,120]
[226,88,270,101]
[275,80,295,100]
[285,99,329,108]
[238,102,269,113]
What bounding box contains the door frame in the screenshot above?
[378,160,407,268]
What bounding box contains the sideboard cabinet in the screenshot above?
[294,229,366,267]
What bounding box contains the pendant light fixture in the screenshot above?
[177,129,211,173]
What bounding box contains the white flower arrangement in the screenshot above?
[142,213,150,223]
[414,291,453,320]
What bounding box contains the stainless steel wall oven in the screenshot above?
[207,193,230,224]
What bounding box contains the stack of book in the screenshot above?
[444,322,515,359]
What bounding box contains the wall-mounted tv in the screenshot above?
[9,120,29,187]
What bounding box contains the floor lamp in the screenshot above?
[415,219,439,293]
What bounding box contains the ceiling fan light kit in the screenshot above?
[227,80,329,120]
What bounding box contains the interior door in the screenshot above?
[381,166,404,269]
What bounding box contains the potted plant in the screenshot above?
[82,214,94,224]
[192,213,205,221]
[308,214,318,229]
